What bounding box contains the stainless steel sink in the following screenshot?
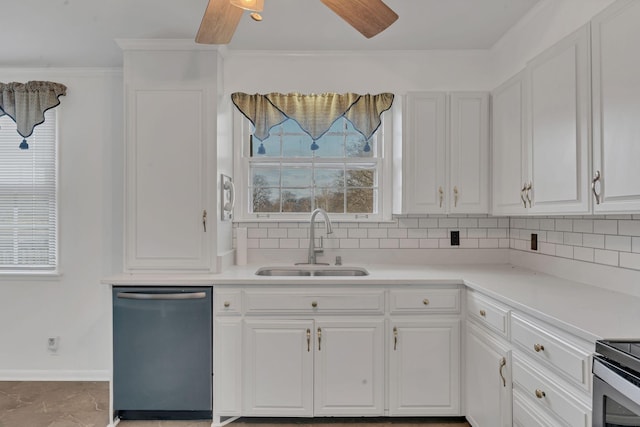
[255,266,369,277]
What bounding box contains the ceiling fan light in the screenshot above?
[250,12,263,21]
[230,0,264,12]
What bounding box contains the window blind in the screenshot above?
[0,109,57,270]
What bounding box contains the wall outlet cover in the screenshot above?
[451,230,460,246]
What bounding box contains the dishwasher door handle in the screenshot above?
[117,292,208,300]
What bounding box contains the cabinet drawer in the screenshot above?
[214,290,242,315]
[389,289,460,314]
[244,290,385,315]
[512,356,590,427]
[466,291,510,338]
[512,389,559,427]
[511,313,591,390]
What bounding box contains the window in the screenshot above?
[0,109,58,271]
[235,112,392,221]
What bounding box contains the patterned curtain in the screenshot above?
[231,92,394,152]
[0,81,67,149]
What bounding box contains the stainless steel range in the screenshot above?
[593,340,640,427]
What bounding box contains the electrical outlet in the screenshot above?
[47,336,60,354]
[531,233,538,251]
[451,230,460,246]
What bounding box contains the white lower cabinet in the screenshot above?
[465,322,512,427]
[243,319,314,416]
[314,319,385,416]
[388,319,461,415]
[243,318,385,417]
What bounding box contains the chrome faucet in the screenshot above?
[306,208,333,265]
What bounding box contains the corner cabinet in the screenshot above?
[120,42,220,272]
[403,92,489,214]
[212,285,462,425]
[591,0,640,212]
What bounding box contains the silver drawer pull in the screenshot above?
[423,298,430,306]
[311,301,318,308]
[534,343,545,353]
[479,309,486,317]
[223,301,231,308]
[535,389,546,399]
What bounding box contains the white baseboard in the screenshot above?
[0,369,109,381]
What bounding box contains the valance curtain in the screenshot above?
[231,92,394,153]
[0,81,67,149]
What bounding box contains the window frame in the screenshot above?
[233,109,393,222]
[0,109,59,275]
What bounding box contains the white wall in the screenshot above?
[0,69,122,380]
[222,50,494,96]
[489,0,616,87]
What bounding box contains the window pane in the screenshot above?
[346,168,375,187]
[252,167,280,187]
[282,136,313,158]
[315,189,344,213]
[315,168,344,187]
[346,188,375,213]
[345,135,374,158]
[282,166,312,187]
[252,187,280,212]
[282,189,312,212]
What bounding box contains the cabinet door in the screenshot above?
[449,92,489,214]
[492,71,528,215]
[314,319,384,416]
[465,322,512,427]
[403,92,447,213]
[125,87,211,271]
[388,319,461,415]
[592,0,640,212]
[214,317,241,416]
[526,25,591,214]
[243,319,313,416]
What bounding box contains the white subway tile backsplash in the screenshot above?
[238,213,640,273]
[595,249,619,267]
[605,235,632,252]
[619,220,640,236]
[388,228,408,238]
[380,239,400,249]
[555,219,572,232]
[594,219,617,234]
[367,228,388,239]
[620,252,640,270]
[348,228,368,239]
[573,219,593,233]
[574,246,594,263]
[399,239,420,249]
[439,218,458,228]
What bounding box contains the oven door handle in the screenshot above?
[593,357,640,406]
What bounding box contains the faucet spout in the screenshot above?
[308,208,333,265]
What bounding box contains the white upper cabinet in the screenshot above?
[491,71,528,216]
[591,0,640,212]
[525,25,591,214]
[403,92,447,213]
[120,43,219,272]
[403,92,489,214]
[449,92,490,214]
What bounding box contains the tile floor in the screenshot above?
[0,382,471,427]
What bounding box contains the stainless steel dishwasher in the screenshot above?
[112,287,212,421]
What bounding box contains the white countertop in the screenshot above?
[104,262,640,343]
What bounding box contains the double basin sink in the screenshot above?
[255,265,369,277]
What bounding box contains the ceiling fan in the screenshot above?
[195,0,399,44]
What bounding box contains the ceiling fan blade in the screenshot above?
[195,0,244,44]
[320,0,399,39]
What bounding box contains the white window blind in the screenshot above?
[0,109,57,271]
